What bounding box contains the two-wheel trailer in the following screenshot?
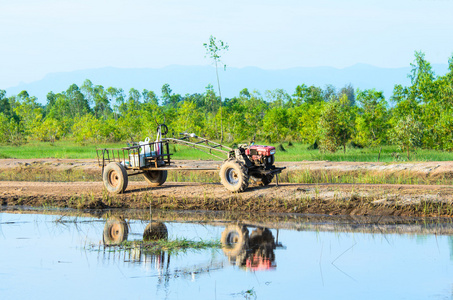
[96,125,285,194]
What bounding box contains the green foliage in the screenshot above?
[297,101,325,144]
[0,113,21,144]
[33,118,62,142]
[434,110,453,151]
[263,106,289,142]
[391,51,453,151]
[72,114,102,144]
[390,115,424,159]
[2,51,453,162]
[203,35,229,65]
[318,95,354,153]
[355,88,390,146]
[293,84,324,105]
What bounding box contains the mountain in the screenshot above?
[4,64,449,104]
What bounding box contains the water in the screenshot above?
[1,209,453,300]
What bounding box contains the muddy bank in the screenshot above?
[4,206,453,235]
[2,180,453,217]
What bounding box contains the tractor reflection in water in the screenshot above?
[221,224,280,271]
[102,218,281,272]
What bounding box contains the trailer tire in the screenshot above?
[143,170,167,186]
[103,217,129,246]
[220,160,249,192]
[103,162,128,194]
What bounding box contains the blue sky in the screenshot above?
[1,0,452,88]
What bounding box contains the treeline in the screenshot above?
[0,52,452,155]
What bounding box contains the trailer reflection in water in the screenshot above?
[101,216,170,266]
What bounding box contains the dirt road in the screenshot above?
[1,159,453,217]
[2,158,453,176]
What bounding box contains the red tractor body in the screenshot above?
[245,145,275,158]
[244,145,276,167]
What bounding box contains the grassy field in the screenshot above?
[1,139,453,162]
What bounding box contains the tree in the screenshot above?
[204,35,229,142]
[127,88,141,111]
[71,114,101,144]
[0,90,12,117]
[293,84,324,105]
[391,115,424,159]
[106,87,125,117]
[161,84,181,109]
[64,84,90,117]
[45,92,57,116]
[318,95,354,153]
[33,118,62,143]
[262,106,289,142]
[391,51,439,149]
[323,84,337,102]
[89,85,112,119]
[142,89,158,105]
[174,101,203,134]
[355,88,389,146]
[265,89,291,108]
[13,91,43,137]
[297,101,326,144]
[0,113,24,145]
[338,84,355,106]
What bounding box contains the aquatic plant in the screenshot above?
[109,238,221,254]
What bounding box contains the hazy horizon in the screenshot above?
[1,0,452,89]
[4,63,450,105]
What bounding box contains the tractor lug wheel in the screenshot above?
[219,159,249,192]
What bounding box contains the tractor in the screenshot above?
[97,125,285,193]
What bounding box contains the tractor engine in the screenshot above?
[245,145,276,168]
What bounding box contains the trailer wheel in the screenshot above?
[221,224,249,257]
[103,217,129,246]
[143,222,168,241]
[220,160,249,192]
[103,162,128,194]
[143,170,167,186]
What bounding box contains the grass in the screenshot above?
[2,139,453,162]
[277,142,453,162]
[0,140,124,159]
[281,169,453,185]
[112,238,221,254]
